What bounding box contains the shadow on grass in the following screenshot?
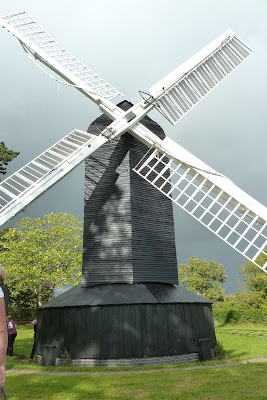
[5,374,109,400]
[225,349,249,359]
[216,324,267,337]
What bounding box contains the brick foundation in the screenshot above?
[37,352,199,367]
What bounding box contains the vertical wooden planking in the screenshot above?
[38,285,216,360]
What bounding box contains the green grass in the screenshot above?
[4,363,267,399]
[216,324,267,336]
[6,325,33,370]
[4,323,267,399]
[216,323,267,361]
[8,324,267,371]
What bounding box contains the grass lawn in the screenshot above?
[4,363,267,399]
[8,324,267,370]
[3,323,267,399]
[216,324,267,361]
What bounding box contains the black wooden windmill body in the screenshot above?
[1,12,267,365]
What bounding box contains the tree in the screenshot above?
[0,226,11,250]
[238,252,267,307]
[0,142,20,180]
[0,212,83,307]
[179,256,228,301]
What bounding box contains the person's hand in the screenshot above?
[0,364,5,387]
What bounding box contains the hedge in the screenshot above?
[7,306,37,320]
[213,308,267,324]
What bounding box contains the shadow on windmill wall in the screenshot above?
[82,129,135,286]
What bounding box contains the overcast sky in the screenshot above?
[1,0,267,293]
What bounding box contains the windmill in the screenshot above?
[1,11,267,366]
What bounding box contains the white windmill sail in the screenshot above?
[0,11,122,105]
[0,130,108,226]
[148,30,252,125]
[134,137,267,272]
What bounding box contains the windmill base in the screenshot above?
[37,283,216,365]
[37,351,200,367]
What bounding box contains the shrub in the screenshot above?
[59,348,72,367]
[213,340,227,360]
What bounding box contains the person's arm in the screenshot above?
[0,298,7,387]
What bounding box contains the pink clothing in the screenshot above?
[8,320,17,335]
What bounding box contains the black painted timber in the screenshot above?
[38,283,215,360]
[37,102,217,363]
[82,101,178,286]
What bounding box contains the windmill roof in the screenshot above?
[40,283,211,309]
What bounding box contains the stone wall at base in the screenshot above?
[37,353,199,367]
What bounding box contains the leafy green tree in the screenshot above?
[0,142,20,180]
[0,226,11,249]
[179,256,228,301]
[0,212,83,307]
[238,253,267,307]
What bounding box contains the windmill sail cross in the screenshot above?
[1,11,265,273]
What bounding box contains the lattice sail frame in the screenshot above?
[149,30,252,125]
[0,11,122,101]
[134,139,267,271]
[0,130,107,226]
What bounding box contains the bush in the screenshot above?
[213,308,267,324]
[213,340,227,360]
[213,292,267,311]
[59,348,72,366]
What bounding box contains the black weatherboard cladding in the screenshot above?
[38,303,215,359]
[82,101,178,286]
[38,283,215,360]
